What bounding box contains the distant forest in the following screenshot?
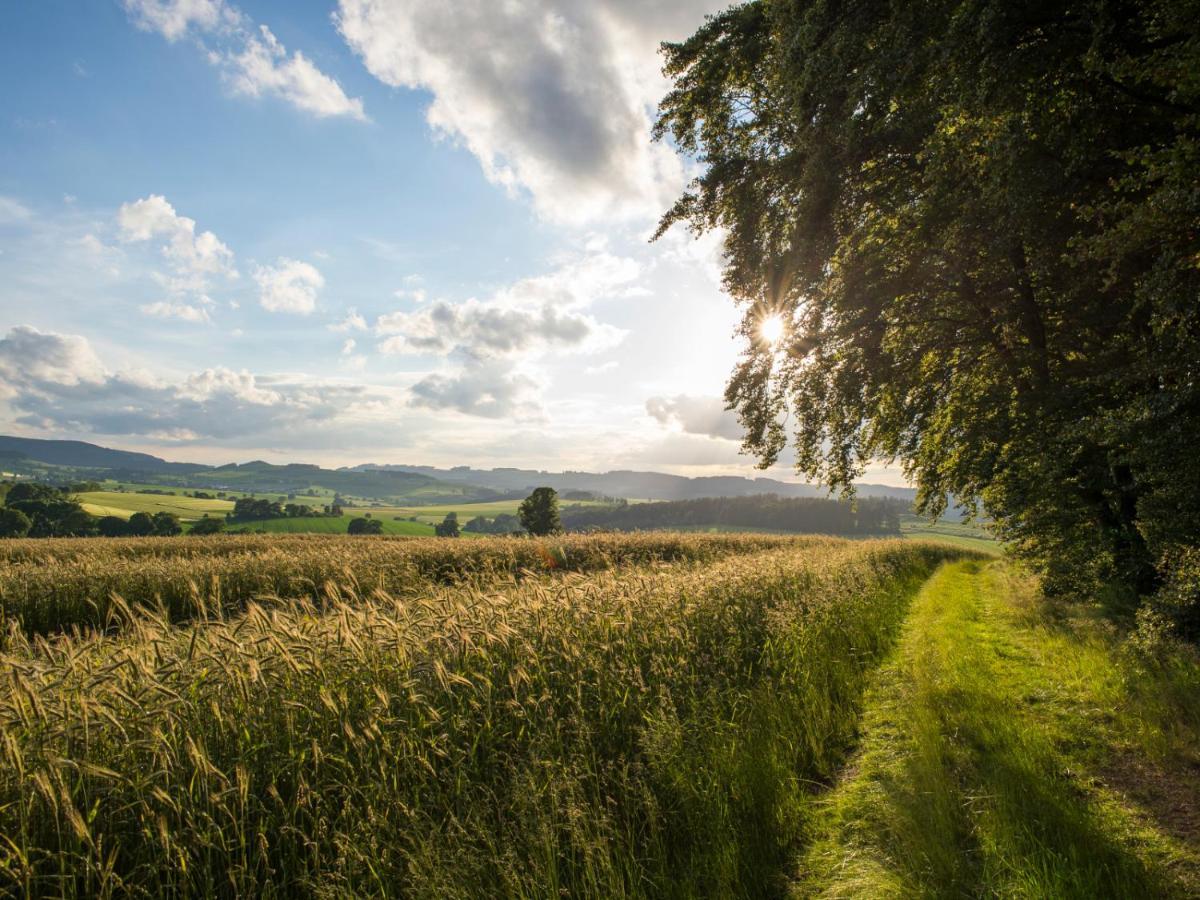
[560,494,904,535]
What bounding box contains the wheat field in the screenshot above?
[0,534,977,897]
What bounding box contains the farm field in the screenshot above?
[0,533,1195,897]
[75,489,235,521]
[101,481,326,504]
[899,514,999,553]
[0,534,960,895]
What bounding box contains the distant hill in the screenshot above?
[357,463,918,504]
[0,436,486,503]
[0,436,205,474]
[0,435,926,509]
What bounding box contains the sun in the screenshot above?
[758,313,786,346]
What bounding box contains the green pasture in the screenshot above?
[76,490,235,522]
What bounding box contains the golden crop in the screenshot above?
[0,534,978,898]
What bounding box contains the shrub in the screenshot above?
[348,517,383,535]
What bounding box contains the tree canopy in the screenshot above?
[656,0,1200,596]
[435,512,461,538]
[519,488,562,536]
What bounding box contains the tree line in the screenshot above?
[559,495,903,535]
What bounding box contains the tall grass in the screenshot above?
[0,538,972,897]
[0,533,804,638]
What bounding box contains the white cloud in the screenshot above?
[378,300,613,358]
[377,251,635,358]
[117,194,236,297]
[409,357,542,420]
[341,337,357,355]
[0,324,378,441]
[375,251,635,419]
[223,26,367,121]
[121,0,235,42]
[646,394,743,441]
[330,307,367,332]
[393,286,427,304]
[122,0,366,121]
[0,326,104,395]
[336,0,720,224]
[140,300,212,324]
[254,257,324,314]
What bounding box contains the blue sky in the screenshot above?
[0,0,904,484]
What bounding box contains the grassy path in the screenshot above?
[796,559,1200,898]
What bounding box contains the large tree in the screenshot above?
[655,0,1200,596]
[519,488,563,537]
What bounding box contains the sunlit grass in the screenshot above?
[797,560,1200,898]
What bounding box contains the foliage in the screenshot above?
[655,0,1200,598]
[0,538,970,896]
[127,511,155,536]
[347,516,384,535]
[463,513,523,534]
[231,497,286,521]
[189,516,226,535]
[151,511,182,536]
[435,511,461,537]
[5,483,61,505]
[519,487,562,536]
[97,515,130,537]
[0,507,31,538]
[562,493,904,534]
[5,483,96,538]
[1140,546,1200,644]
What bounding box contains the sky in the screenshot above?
[0,0,905,485]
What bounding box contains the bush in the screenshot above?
[97,516,130,537]
[1144,547,1200,644]
[189,517,225,536]
[127,512,155,536]
[152,512,182,537]
[348,517,383,535]
[0,508,31,538]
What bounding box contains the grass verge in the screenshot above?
[797,560,1200,898]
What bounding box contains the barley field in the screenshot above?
[0,534,975,897]
[0,533,805,638]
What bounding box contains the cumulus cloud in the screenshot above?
[646,394,744,441]
[0,324,375,441]
[379,251,634,355]
[409,358,541,420]
[376,251,635,418]
[378,300,606,357]
[118,194,236,298]
[122,0,365,120]
[253,258,323,314]
[0,326,104,393]
[336,0,720,224]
